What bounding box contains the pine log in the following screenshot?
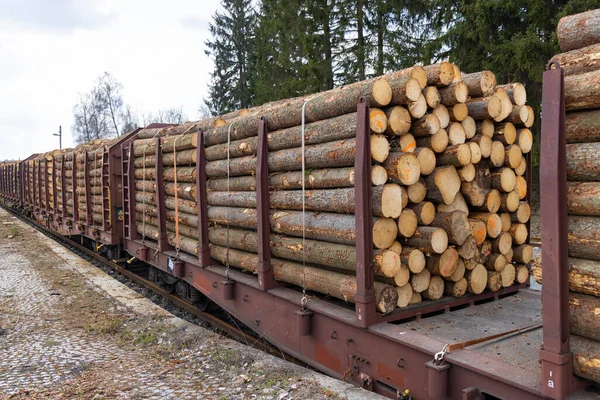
[553,43,600,78]
[512,244,533,264]
[500,264,516,288]
[500,213,512,233]
[425,166,461,205]
[487,271,502,291]
[449,104,469,122]
[408,201,436,225]
[564,69,600,111]
[568,216,600,260]
[497,83,527,106]
[510,223,528,245]
[403,226,448,254]
[459,235,479,260]
[383,152,421,185]
[401,247,426,273]
[514,176,527,200]
[416,128,448,154]
[432,105,450,129]
[532,257,600,297]
[486,253,506,272]
[571,334,600,383]
[436,144,471,167]
[512,202,531,224]
[411,269,431,293]
[393,264,410,286]
[389,76,422,105]
[462,71,497,97]
[468,142,481,164]
[447,258,466,282]
[567,181,600,216]
[494,122,517,145]
[471,134,492,158]
[476,189,501,213]
[423,62,454,86]
[461,164,491,207]
[408,95,427,119]
[397,209,418,238]
[518,129,533,154]
[411,114,440,137]
[370,108,389,134]
[466,96,502,120]
[394,133,416,153]
[565,110,600,146]
[466,264,488,294]
[491,232,513,255]
[494,89,513,122]
[385,106,411,136]
[570,292,600,342]
[448,122,466,145]
[499,191,520,213]
[426,248,459,278]
[452,64,462,82]
[413,148,436,175]
[438,192,470,215]
[439,82,469,106]
[476,119,495,137]
[407,179,427,204]
[373,218,399,249]
[490,141,506,168]
[396,284,414,308]
[504,145,523,169]
[567,142,600,181]
[557,9,600,52]
[388,240,403,254]
[422,276,445,301]
[204,79,392,146]
[462,117,477,139]
[491,168,517,193]
[410,291,422,305]
[523,106,535,128]
[445,277,468,297]
[210,245,397,313]
[430,210,471,245]
[423,86,441,108]
[470,213,502,239]
[458,163,476,183]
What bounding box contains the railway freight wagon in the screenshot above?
[0,160,21,206]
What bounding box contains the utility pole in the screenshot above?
[53,126,62,150]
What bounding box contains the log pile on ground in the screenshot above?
[533,8,600,383]
[132,61,533,315]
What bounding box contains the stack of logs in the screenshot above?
[74,143,108,226]
[133,61,534,314]
[533,8,600,383]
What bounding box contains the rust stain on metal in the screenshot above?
[316,342,341,373]
[376,362,405,388]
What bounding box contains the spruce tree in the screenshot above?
[205,0,257,116]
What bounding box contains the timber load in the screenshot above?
[533,8,600,383]
[133,61,533,316]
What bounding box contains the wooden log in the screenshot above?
[512,244,533,264]
[468,142,481,164]
[408,94,427,119]
[504,145,523,169]
[416,128,448,154]
[430,210,471,246]
[471,134,492,158]
[494,89,514,122]
[403,226,448,254]
[210,245,397,313]
[204,79,393,146]
[449,103,468,122]
[438,192,470,215]
[491,232,512,255]
[388,240,403,254]
[552,43,600,77]
[459,235,479,260]
[499,191,520,213]
[401,247,426,273]
[373,218,399,249]
[446,258,466,282]
[413,147,436,175]
[565,109,600,145]
[410,292,422,304]
[439,82,469,106]
[493,122,517,145]
[565,69,600,111]
[532,257,600,297]
[567,143,600,181]
[510,223,528,245]
[466,96,502,120]
[476,119,495,137]
[486,253,506,272]
[568,216,600,260]
[470,213,502,239]
[436,144,471,167]
[385,106,411,136]
[445,277,468,297]
[382,152,421,185]
[500,212,512,233]
[462,71,497,97]
[426,248,459,278]
[518,129,533,154]
[476,189,501,214]
[497,83,526,106]
[407,179,427,204]
[462,116,476,139]
[408,202,436,225]
[393,264,410,287]
[370,108,388,134]
[500,263,516,287]
[423,62,454,86]
[461,164,491,207]
[487,271,502,291]
[389,76,423,105]
[491,168,517,193]
[393,133,416,153]
[514,176,527,200]
[448,122,466,145]
[557,9,600,52]
[410,114,440,137]
[396,284,414,308]
[567,181,600,216]
[571,334,600,383]
[397,209,418,238]
[432,104,450,129]
[422,276,445,301]
[458,163,476,183]
[425,166,461,205]
[489,141,506,168]
[452,64,462,83]
[411,268,431,293]
[570,292,600,342]
[512,202,531,224]
[423,86,441,108]
[466,264,488,294]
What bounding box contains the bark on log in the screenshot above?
[389,76,422,105]
[203,79,393,146]
[382,152,421,185]
[437,192,470,215]
[571,334,600,383]
[423,62,454,86]
[459,235,479,260]
[430,210,471,245]
[476,189,501,214]
[422,276,444,301]
[491,232,512,255]
[408,201,436,225]
[487,271,502,291]
[402,226,448,254]
[411,114,440,137]
[210,245,397,313]
[552,43,600,77]
[415,129,449,155]
[567,181,600,216]
[462,71,497,98]
[565,109,600,144]
[445,277,468,297]
[476,120,495,137]
[466,96,502,120]
[494,122,517,145]
[439,82,469,106]
[461,164,491,207]
[425,166,461,205]
[499,191,520,213]
[436,144,471,167]
[567,143,600,181]
[564,69,600,111]
[486,253,506,272]
[425,248,459,278]
[491,168,517,193]
[570,292,600,343]
[568,216,600,260]
[532,257,600,297]
[557,9,600,52]
[497,83,526,106]
[401,247,426,273]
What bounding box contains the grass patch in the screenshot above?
[84,315,125,335]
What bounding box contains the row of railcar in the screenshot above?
[0,71,596,399]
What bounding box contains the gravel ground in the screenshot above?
[0,208,382,400]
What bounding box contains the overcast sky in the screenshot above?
[0,0,221,161]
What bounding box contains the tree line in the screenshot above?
[71,72,197,144]
[204,0,600,117]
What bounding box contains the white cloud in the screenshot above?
[0,0,221,161]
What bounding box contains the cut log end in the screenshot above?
[398,209,418,238]
[372,79,393,107]
[373,218,398,249]
[370,108,388,134]
[467,264,488,294]
[371,134,391,163]
[396,283,414,308]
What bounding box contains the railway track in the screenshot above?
[0,204,299,365]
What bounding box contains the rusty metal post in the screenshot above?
[84,151,92,226]
[539,61,573,400]
[61,156,67,219]
[196,131,211,268]
[45,160,50,216]
[72,153,79,224]
[155,138,170,251]
[354,98,377,327]
[256,118,277,291]
[127,141,140,241]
